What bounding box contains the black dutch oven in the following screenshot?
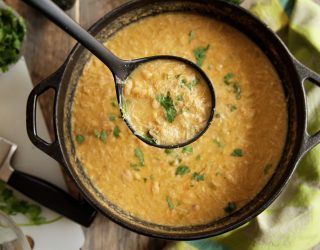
[26,0,320,240]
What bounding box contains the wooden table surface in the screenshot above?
[4,0,167,249]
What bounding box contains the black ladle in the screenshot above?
[23,0,216,149]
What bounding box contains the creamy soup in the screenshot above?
[124,59,213,145]
[72,13,287,226]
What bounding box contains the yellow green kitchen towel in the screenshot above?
[165,0,320,249]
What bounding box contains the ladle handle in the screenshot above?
[22,0,123,74]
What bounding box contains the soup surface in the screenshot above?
[124,59,213,145]
[71,13,288,226]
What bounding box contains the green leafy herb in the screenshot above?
[75,134,85,144]
[182,145,193,154]
[156,92,177,123]
[0,182,46,225]
[213,138,224,148]
[194,45,210,67]
[100,130,107,143]
[230,105,237,112]
[111,97,118,107]
[183,107,190,113]
[164,149,174,154]
[0,7,26,72]
[224,202,237,213]
[109,113,117,121]
[224,73,235,85]
[231,148,243,157]
[223,73,241,99]
[166,196,174,210]
[113,126,120,138]
[175,165,191,176]
[176,95,184,101]
[264,164,272,175]
[188,30,195,43]
[134,148,144,166]
[175,74,181,79]
[192,172,205,181]
[182,78,199,91]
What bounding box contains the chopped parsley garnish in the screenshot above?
[75,134,85,144]
[223,73,241,99]
[182,78,199,91]
[0,7,26,72]
[188,30,195,43]
[224,73,235,85]
[113,126,120,138]
[176,95,184,101]
[230,105,237,112]
[183,107,190,113]
[156,92,177,123]
[166,196,174,210]
[164,149,174,154]
[192,172,205,181]
[133,148,144,166]
[94,130,107,144]
[100,130,107,143]
[213,138,224,148]
[194,44,210,67]
[182,145,193,154]
[175,165,191,176]
[231,148,243,157]
[264,164,272,175]
[224,202,237,213]
[109,113,117,121]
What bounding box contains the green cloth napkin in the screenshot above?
[165,0,320,249]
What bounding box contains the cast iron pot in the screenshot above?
[26,0,320,240]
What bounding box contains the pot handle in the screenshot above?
[26,66,64,164]
[294,60,320,154]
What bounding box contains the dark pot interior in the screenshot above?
[54,0,305,239]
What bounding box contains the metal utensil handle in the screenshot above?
[26,66,64,164]
[295,60,320,153]
[8,170,97,227]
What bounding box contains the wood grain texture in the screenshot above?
[4,0,167,249]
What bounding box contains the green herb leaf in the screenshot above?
[224,73,235,85]
[75,134,85,144]
[182,78,199,91]
[166,196,174,210]
[175,165,191,176]
[109,113,117,121]
[0,7,26,72]
[113,126,120,138]
[156,92,177,123]
[188,30,195,43]
[224,202,237,213]
[100,130,107,143]
[192,172,205,181]
[233,83,241,100]
[143,132,157,144]
[176,95,184,101]
[194,45,210,67]
[230,105,237,112]
[182,145,193,154]
[164,149,174,154]
[264,164,272,175]
[231,148,243,157]
[134,148,144,166]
